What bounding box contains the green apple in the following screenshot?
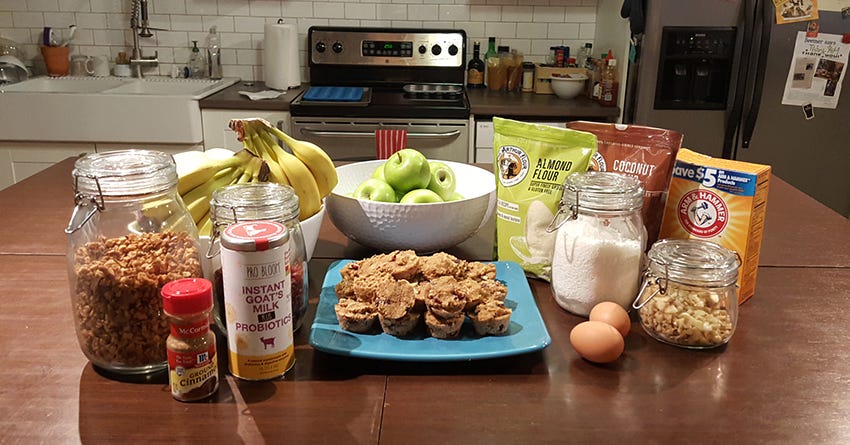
[400,189,444,204]
[383,148,431,194]
[353,178,397,202]
[446,191,464,201]
[426,161,456,200]
[371,163,386,181]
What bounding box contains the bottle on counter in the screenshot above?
[483,37,497,88]
[467,41,485,88]
[580,42,594,69]
[162,278,219,402]
[521,61,535,92]
[205,26,222,80]
[188,40,206,79]
[600,51,618,107]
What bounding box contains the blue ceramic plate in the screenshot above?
[309,260,552,361]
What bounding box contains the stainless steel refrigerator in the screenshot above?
[624,0,850,217]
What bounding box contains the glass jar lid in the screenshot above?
[561,171,644,212]
[647,239,739,287]
[72,149,177,196]
[210,182,300,225]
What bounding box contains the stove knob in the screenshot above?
[332,42,344,53]
[448,44,458,56]
[431,45,442,56]
[315,41,327,53]
[418,45,427,54]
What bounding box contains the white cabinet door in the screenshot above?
[202,109,291,151]
[0,142,95,190]
[474,119,568,164]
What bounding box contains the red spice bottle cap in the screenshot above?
[161,278,213,315]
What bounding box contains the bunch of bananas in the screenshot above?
[177,149,269,236]
[229,118,338,221]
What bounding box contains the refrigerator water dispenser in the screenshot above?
[654,27,736,110]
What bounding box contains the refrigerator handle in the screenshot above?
[723,0,756,159]
[741,0,772,149]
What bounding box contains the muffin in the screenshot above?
[424,275,467,319]
[376,280,421,337]
[420,252,465,280]
[425,310,465,339]
[470,300,512,336]
[334,298,378,333]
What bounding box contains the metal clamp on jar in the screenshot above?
[633,239,740,349]
[208,183,308,334]
[65,150,203,377]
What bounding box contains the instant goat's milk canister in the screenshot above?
[659,148,771,304]
[221,220,294,380]
[492,117,596,281]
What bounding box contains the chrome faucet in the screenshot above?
[129,0,163,77]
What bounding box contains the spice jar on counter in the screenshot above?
[521,62,535,92]
[548,171,646,316]
[162,278,219,402]
[633,239,740,349]
[208,183,308,334]
[65,150,203,376]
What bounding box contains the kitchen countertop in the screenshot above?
[199,80,306,111]
[3,158,850,443]
[200,81,620,120]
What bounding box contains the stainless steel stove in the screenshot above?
[289,27,471,161]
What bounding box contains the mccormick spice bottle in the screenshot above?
[162,278,219,402]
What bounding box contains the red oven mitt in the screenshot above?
[375,129,408,159]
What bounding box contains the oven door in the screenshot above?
[288,117,470,162]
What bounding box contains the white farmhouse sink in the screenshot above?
[0,76,239,144]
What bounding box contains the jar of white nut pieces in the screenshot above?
[65,150,203,376]
[633,239,740,349]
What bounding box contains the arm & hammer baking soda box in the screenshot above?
[659,148,771,304]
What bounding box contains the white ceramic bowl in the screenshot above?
[550,74,587,99]
[327,160,496,253]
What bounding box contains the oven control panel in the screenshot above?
[310,27,466,68]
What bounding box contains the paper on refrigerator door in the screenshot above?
[782,31,849,109]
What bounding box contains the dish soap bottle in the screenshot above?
[188,40,205,79]
[205,26,222,80]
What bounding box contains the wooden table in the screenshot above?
[2,158,849,443]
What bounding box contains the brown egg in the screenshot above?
[569,320,625,363]
[589,301,631,337]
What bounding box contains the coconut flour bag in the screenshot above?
[493,117,596,281]
[566,121,682,247]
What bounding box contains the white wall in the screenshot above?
[0,0,601,81]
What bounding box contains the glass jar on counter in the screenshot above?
[633,239,739,349]
[549,171,646,317]
[65,150,203,376]
[208,182,308,333]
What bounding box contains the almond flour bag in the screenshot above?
[493,117,596,281]
[566,121,682,247]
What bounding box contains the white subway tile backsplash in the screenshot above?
[565,6,596,22]
[284,2,314,18]
[27,0,58,12]
[170,14,204,32]
[408,4,439,21]
[154,1,186,15]
[234,16,265,33]
[7,0,598,80]
[0,1,27,12]
[470,5,500,22]
[344,3,376,20]
[548,23,579,39]
[377,4,406,21]
[532,7,564,23]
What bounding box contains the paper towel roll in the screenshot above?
[264,22,301,90]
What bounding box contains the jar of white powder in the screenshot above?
[548,171,646,316]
